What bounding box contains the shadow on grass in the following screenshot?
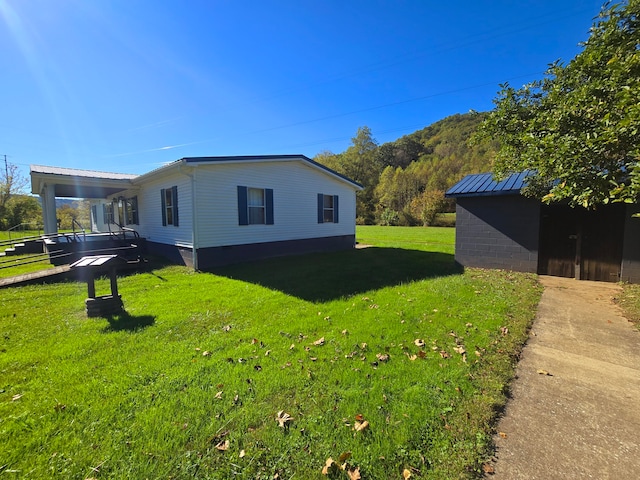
[102,311,156,332]
[210,247,461,302]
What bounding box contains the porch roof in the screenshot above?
[30,165,138,198]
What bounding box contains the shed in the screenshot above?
[446,172,640,283]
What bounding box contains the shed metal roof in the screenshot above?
[445,171,531,198]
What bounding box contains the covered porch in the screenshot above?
[30,165,138,235]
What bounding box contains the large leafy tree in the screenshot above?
[477,0,640,208]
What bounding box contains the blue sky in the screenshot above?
[1,0,605,177]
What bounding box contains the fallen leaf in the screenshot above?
[499,432,508,438]
[215,440,229,451]
[338,451,352,463]
[265,350,271,356]
[403,468,412,479]
[483,463,495,474]
[321,457,340,475]
[12,393,23,401]
[439,351,450,359]
[214,391,223,399]
[417,350,426,358]
[453,346,466,355]
[537,369,552,376]
[313,337,325,346]
[376,353,390,362]
[360,342,368,350]
[222,325,232,332]
[414,339,425,347]
[202,351,211,356]
[290,344,295,350]
[500,326,509,336]
[355,413,365,421]
[251,338,258,344]
[276,410,294,428]
[346,466,361,479]
[342,329,349,335]
[353,420,369,432]
[239,449,246,458]
[407,354,417,361]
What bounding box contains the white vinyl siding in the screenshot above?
[135,175,193,247]
[194,161,356,248]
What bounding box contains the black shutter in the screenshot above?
[161,189,167,226]
[317,194,324,223]
[334,195,339,223]
[237,186,248,225]
[172,186,179,227]
[265,189,274,225]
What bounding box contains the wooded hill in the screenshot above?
[314,111,498,225]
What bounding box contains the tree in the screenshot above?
[477,0,640,208]
[1,160,29,229]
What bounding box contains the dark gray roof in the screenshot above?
[445,171,531,198]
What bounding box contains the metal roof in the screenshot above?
[445,171,531,198]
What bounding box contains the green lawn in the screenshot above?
[0,226,542,479]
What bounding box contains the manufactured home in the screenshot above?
[30,155,363,269]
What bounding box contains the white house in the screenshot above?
[30,155,363,269]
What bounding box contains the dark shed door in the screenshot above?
[538,205,577,278]
[538,204,625,282]
[581,204,625,282]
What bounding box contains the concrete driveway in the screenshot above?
[487,276,640,479]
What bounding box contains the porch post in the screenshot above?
[40,183,58,235]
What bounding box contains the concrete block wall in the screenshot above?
[621,205,640,283]
[455,196,540,273]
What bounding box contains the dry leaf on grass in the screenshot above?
[275,410,294,428]
[346,466,361,479]
[321,457,340,475]
[414,339,425,347]
[313,337,325,346]
[215,440,229,451]
[375,353,390,362]
[403,468,412,479]
[353,420,369,432]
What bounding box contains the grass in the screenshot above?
[615,284,640,330]
[0,254,54,278]
[0,225,542,479]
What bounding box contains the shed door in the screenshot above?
[538,205,576,278]
[538,204,625,282]
[580,204,625,282]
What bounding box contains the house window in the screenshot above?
[103,203,114,224]
[237,186,274,225]
[125,196,139,225]
[161,186,179,227]
[317,194,339,223]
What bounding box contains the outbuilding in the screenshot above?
[30,155,363,269]
[445,172,640,283]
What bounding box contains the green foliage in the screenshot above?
[410,190,447,226]
[1,227,542,479]
[57,200,91,230]
[316,113,497,225]
[1,195,42,230]
[477,0,640,208]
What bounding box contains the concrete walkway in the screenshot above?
[488,276,640,479]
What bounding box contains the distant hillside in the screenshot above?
[315,112,497,225]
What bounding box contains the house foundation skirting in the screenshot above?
[147,235,355,270]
